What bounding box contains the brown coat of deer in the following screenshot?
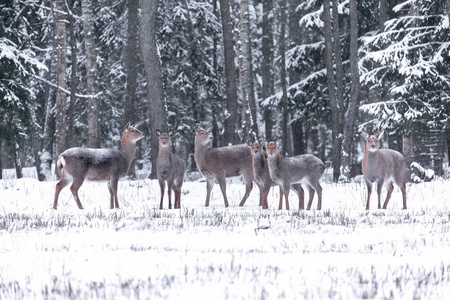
[156,130,186,209]
[362,132,407,210]
[194,126,255,207]
[241,141,284,209]
[266,141,325,210]
[53,122,144,210]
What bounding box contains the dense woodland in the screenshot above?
[0,0,449,182]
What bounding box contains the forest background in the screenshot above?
[1,0,449,183]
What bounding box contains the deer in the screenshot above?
[156,130,186,209]
[266,141,325,210]
[53,122,144,210]
[194,126,256,207]
[240,140,284,209]
[362,131,407,210]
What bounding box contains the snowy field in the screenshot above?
[1,168,450,299]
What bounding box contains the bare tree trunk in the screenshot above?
[289,0,305,155]
[124,0,139,178]
[279,0,289,156]
[140,0,168,179]
[323,0,340,182]
[341,0,360,181]
[379,0,388,32]
[219,0,238,145]
[124,0,139,125]
[81,0,100,148]
[239,0,258,141]
[67,0,78,148]
[261,0,274,141]
[54,0,67,177]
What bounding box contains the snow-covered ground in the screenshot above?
[1,169,450,299]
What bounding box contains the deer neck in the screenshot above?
[120,139,137,163]
[365,149,380,164]
[194,141,209,163]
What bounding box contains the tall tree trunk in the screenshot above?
[341,0,360,181]
[279,0,288,156]
[124,0,139,178]
[379,0,388,32]
[40,54,55,181]
[219,0,238,145]
[332,0,344,179]
[323,0,340,182]
[124,0,139,125]
[13,141,23,179]
[67,0,78,148]
[289,0,306,155]
[81,0,100,148]
[239,0,258,141]
[54,0,67,177]
[140,0,168,179]
[261,0,274,142]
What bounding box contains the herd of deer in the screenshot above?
[53,123,408,211]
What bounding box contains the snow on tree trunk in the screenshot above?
[261,0,274,142]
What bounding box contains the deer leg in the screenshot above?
[278,185,284,210]
[69,178,84,210]
[376,180,384,209]
[167,180,175,209]
[400,182,407,209]
[316,183,323,211]
[205,178,215,207]
[107,182,114,209]
[174,189,181,209]
[365,180,372,210]
[217,176,229,208]
[291,184,304,210]
[110,177,120,209]
[284,188,290,210]
[382,183,394,209]
[158,179,165,209]
[306,185,316,210]
[53,174,70,210]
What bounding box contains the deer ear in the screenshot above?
[362,133,369,139]
[168,130,174,137]
[206,125,213,133]
[156,130,161,137]
[124,122,131,131]
[247,140,253,147]
[261,139,267,147]
[377,131,384,140]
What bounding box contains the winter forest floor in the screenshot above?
[1,168,450,299]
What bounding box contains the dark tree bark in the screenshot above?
[67,0,78,148]
[140,0,168,179]
[379,0,388,32]
[261,0,274,142]
[124,0,139,126]
[341,0,360,181]
[289,0,306,155]
[280,0,288,156]
[323,0,340,182]
[219,0,238,145]
[82,0,100,148]
[124,0,139,178]
[54,0,67,177]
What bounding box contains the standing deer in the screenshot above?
[194,126,255,207]
[266,141,324,210]
[362,132,407,210]
[156,130,186,209]
[241,140,283,209]
[53,122,144,210]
